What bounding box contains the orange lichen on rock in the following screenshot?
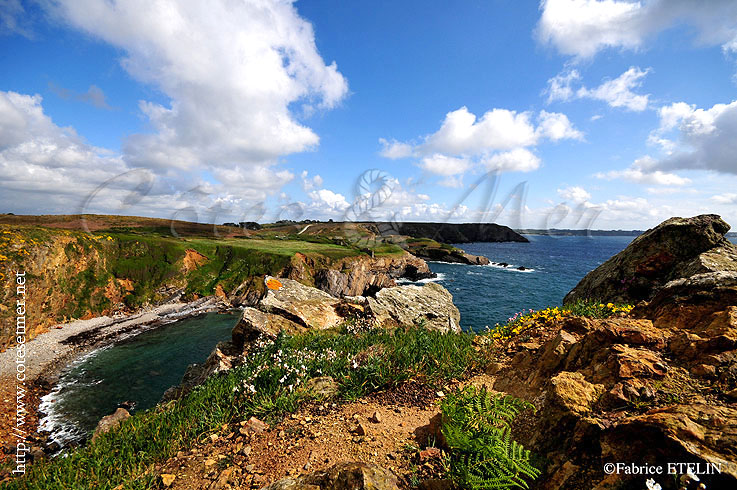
[266,278,283,290]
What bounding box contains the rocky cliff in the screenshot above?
[564,214,737,304]
[371,222,528,244]
[486,215,737,489]
[0,222,434,350]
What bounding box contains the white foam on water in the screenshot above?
[38,345,113,448]
[485,263,535,273]
[397,272,447,284]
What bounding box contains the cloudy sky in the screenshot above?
[2,0,737,230]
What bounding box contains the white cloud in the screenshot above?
[0,91,144,213]
[557,185,591,202]
[545,69,582,103]
[307,188,350,213]
[379,106,581,182]
[712,193,737,204]
[0,1,348,217]
[537,0,737,59]
[421,107,538,155]
[48,0,348,173]
[483,148,541,173]
[537,110,584,140]
[419,154,471,176]
[577,67,650,111]
[646,99,737,175]
[546,67,651,111]
[378,138,413,159]
[596,156,692,185]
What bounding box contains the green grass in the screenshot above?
[5,325,478,490]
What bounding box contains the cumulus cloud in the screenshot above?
[47,0,348,174]
[537,0,737,59]
[378,138,413,159]
[596,156,692,185]
[419,154,471,176]
[0,91,133,212]
[421,107,538,154]
[307,188,350,213]
[646,99,737,175]
[537,110,585,140]
[1,1,348,217]
[546,67,651,111]
[557,185,592,202]
[379,106,582,184]
[483,149,541,173]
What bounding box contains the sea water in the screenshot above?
[429,235,636,331]
[39,311,240,447]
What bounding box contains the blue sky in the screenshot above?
[2,0,737,230]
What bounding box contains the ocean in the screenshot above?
[430,235,635,331]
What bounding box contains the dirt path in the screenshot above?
[155,377,497,489]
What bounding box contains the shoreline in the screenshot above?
[0,296,229,460]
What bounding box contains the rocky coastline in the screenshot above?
[6,214,737,490]
[157,214,737,490]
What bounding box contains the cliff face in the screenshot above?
[565,214,737,304]
[0,224,434,350]
[371,222,528,244]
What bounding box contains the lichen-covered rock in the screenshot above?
[260,276,345,330]
[565,214,737,304]
[260,462,400,490]
[367,283,461,333]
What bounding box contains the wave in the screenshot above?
[485,262,536,273]
[397,272,447,284]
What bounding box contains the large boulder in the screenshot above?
[231,307,306,348]
[367,282,461,333]
[91,408,130,442]
[260,462,400,490]
[260,276,345,330]
[565,214,737,304]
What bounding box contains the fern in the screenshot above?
[441,386,540,489]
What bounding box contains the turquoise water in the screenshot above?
[40,312,240,447]
[429,235,636,331]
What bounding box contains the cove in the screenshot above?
[40,311,240,447]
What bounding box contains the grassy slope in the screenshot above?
[2,325,478,489]
[0,221,384,348]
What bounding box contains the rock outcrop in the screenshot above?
[372,222,528,244]
[305,253,435,297]
[232,278,461,349]
[490,289,737,489]
[91,408,130,442]
[485,216,737,489]
[260,462,399,490]
[367,283,461,333]
[403,241,491,265]
[565,214,737,304]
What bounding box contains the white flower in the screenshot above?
[686,467,700,482]
[645,479,662,490]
